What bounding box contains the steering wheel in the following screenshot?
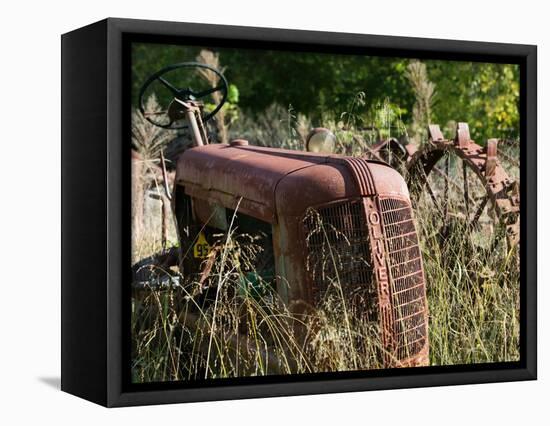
[138,62,228,130]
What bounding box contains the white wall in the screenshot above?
[0,0,545,424]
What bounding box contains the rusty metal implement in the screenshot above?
[369,122,520,248]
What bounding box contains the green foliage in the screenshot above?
[371,98,408,140]
[427,61,519,142]
[131,42,519,144]
[203,83,240,125]
[227,83,239,104]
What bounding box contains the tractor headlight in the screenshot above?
[306,128,336,154]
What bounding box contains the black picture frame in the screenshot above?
[61,17,537,407]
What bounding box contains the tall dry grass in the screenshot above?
[131,206,387,382]
[131,150,519,382]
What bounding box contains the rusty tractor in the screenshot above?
[133,62,432,368]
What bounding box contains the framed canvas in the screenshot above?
[61,17,537,407]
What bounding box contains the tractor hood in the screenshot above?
[176,142,409,223]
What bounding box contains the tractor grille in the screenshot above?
[379,198,427,361]
[303,199,376,319]
[303,197,427,363]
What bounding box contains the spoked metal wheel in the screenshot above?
[369,122,519,254]
[405,123,519,255]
